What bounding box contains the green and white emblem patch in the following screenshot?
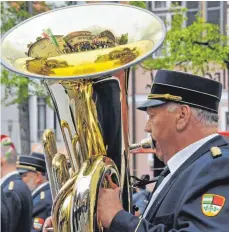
[202,194,225,217]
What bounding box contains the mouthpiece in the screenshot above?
[130,137,153,150]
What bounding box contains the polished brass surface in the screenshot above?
[60,80,107,159]
[52,153,70,190]
[130,137,154,150]
[60,120,78,173]
[43,129,58,199]
[1,3,166,232]
[1,4,166,80]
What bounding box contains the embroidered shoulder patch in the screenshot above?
[33,217,44,230]
[202,194,225,216]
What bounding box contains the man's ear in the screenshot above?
[176,105,191,131]
[1,156,7,166]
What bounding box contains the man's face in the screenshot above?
[21,171,38,192]
[145,104,177,162]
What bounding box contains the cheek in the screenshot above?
[22,176,31,184]
[22,176,28,183]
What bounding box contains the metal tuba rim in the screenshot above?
[1,3,166,81]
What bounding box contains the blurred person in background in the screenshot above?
[1,134,33,232]
[17,152,52,232]
[133,185,150,216]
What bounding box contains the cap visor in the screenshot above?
[137,99,167,111]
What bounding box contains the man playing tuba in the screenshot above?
[97,70,229,231]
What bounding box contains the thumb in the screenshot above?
[105,174,119,189]
[114,187,121,195]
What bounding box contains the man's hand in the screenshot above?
[97,174,123,228]
[42,216,53,232]
[98,187,123,228]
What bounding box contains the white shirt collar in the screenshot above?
[32,181,49,197]
[167,133,218,174]
[0,171,19,185]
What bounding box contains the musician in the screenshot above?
[97,70,229,231]
[17,152,52,232]
[1,134,33,232]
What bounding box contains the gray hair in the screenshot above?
[166,102,218,127]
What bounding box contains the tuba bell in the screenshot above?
[1,3,166,231]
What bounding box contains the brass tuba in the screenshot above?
[1,3,166,231]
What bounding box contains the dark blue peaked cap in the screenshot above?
[16,152,46,174]
[31,152,45,161]
[137,70,222,113]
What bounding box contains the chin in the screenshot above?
[155,151,164,162]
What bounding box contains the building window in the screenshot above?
[185,1,200,26]
[206,1,221,26]
[171,1,182,7]
[186,11,199,26]
[187,1,199,9]
[207,9,220,25]
[154,1,167,9]
[207,1,220,8]
[37,97,46,140]
[154,15,167,57]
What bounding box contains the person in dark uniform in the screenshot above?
[1,134,33,232]
[97,70,229,231]
[1,189,11,232]
[133,185,150,216]
[17,152,52,232]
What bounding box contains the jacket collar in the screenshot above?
[0,171,20,189]
[145,135,228,220]
[32,182,50,198]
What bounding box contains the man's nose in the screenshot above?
[144,122,150,133]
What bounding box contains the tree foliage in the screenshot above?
[129,1,146,9]
[119,33,128,45]
[142,7,229,74]
[1,1,51,105]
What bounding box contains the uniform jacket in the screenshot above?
[109,135,229,232]
[31,182,52,232]
[1,189,11,232]
[1,171,33,232]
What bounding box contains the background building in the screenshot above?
[128,1,229,189]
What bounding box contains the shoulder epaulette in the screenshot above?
[40,191,45,200]
[8,181,14,190]
[210,147,222,158]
